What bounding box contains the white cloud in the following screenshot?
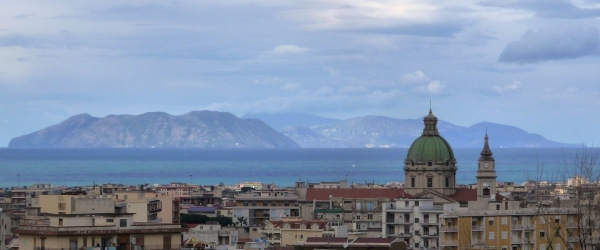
[400,70,431,83]
[282,82,299,90]
[415,80,445,94]
[272,45,310,55]
[493,81,522,94]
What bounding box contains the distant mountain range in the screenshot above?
[8,111,299,148]
[250,112,578,148]
[9,111,578,149]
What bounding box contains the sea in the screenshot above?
[0,148,587,188]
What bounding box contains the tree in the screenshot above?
[530,146,600,250]
[180,214,233,227]
[235,216,248,227]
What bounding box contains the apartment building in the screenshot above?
[439,208,580,250]
[183,222,238,250]
[260,220,328,246]
[303,188,408,238]
[382,198,443,249]
[113,191,179,224]
[10,184,61,213]
[16,213,182,250]
[38,195,115,215]
[233,191,300,226]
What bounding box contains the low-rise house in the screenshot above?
[260,220,328,246]
[183,222,238,250]
[295,237,407,250]
[16,213,182,250]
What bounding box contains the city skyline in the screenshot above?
[2,1,600,146]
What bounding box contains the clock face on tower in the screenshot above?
[484,163,489,168]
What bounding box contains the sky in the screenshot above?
[1,0,600,146]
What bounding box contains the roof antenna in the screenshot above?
[429,100,432,111]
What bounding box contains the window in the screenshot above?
[106,219,114,223]
[356,215,361,220]
[415,230,420,236]
[540,231,545,238]
[405,201,409,207]
[502,217,507,225]
[415,242,420,248]
[83,237,87,247]
[427,161,432,166]
[356,224,361,230]
[272,201,276,206]
[555,216,560,224]
[263,202,267,206]
[445,178,449,187]
[244,201,248,207]
[252,201,257,206]
[427,178,433,187]
[415,218,420,223]
[489,218,494,226]
[540,245,546,250]
[540,217,546,224]
[411,178,415,187]
[496,204,500,210]
[502,247,507,250]
[415,201,419,206]
[555,244,561,250]
[502,231,508,239]
[367,214,373,220]
[285,202,289,207]
[58,203,66,210]
[488,232,494,240]
[120,219,127,227]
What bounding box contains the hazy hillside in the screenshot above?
[9,111,300,148]
[242,112,341,131]
[263,113,577,148]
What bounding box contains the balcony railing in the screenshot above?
[471,225,484,231]
[385,219,411,224]
[440,226,458,232]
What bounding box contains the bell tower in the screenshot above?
[476,133,497,199]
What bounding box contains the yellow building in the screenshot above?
[16,213,182,250]
[440,208,580,250]
[260,220,328,246]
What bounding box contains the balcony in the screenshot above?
[511,224,524,230]
[440,226,458,232]
[422,220,438,225]
[219,230,231,235]
[385,219,411,225]
[471,225,484,231]
[567,236,579,242]
[421,232,439,237]
[389,233,412,238]
[511,238,524,244]
[439,239,458,246]
[472,239,486,246]
[566,222,578,228]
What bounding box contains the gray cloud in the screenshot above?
[482,0,600,19]
[498,26,599,63]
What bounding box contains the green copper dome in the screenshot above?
[405,109,455,164]
[406,135,455,163]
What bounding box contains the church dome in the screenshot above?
[405,109,456,164]
[406,135,455,163]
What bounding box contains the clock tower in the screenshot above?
[476,134,497,199]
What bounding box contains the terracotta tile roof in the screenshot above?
[237,238,252,244]
[448,188,477,202]
[306,188,410,200]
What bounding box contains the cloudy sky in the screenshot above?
[1,0,600,146]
